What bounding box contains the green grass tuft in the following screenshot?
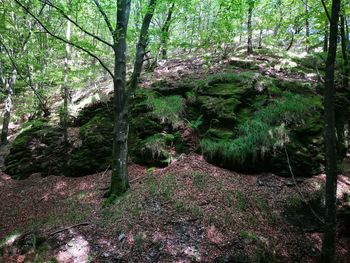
[145,93,184,128]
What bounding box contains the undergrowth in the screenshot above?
[145,92,184,128]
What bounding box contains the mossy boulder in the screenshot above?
[66,114,113,176]
[4,120,64,178]
[66,89,187,174]
[199,88,326,176]
[193,72,257,129]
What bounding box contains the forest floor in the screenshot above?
[0,153,350,262]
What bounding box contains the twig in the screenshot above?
[49,222,90,236]
[98,165,111,190]
[100,165,110,177]
[130,175,146,183]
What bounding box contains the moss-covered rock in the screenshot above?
[4,120,64,178]
[4,66,332,178]
[199,91,326,176]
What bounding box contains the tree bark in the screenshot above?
[340,15,349,89]
[108,0,132,197]
[324,23,329,52]
[108,0,157,198]
[247,5,253,54]
[258,29,263,49]
[1,69,16,146]
[286,31,295,51]
[160,2,175,59]
[321,0,341,262]
[62,1,72,145]
[305,0,310,53]
[129,0,157,92]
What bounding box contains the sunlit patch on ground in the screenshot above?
[56,234,90,263]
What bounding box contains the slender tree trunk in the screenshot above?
[324,22,329,52]
[338,15,350,155]
[258,29,263,49]
[109,0,132,197]
[108,0,157,198]
[341,15,349,89]
[130,0,157,91]
[247,5,253,54]
[62,4,72,145]
[286,31,295,51]
[321,0,341,262]
[1,69,16,146]
[160,2,174,59]
[305,0,310,53]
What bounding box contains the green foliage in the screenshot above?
[199,72,256,89]
[145,176,158,196]
[134,232,145,253]
[145,92,184,128]
[185,91,197,104]
[140,133,174,161]
[186,115,203,130]
[241,230,259,243]
[159,174,177,200]
[192,171,209,189]
[235,190,248,211]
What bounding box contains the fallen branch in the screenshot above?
[130,175,146,183]
[49,222,90,237]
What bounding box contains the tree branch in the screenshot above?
[41,0,114,48]
[14,0,114,78]
[321,0,331,23]
[92,0,115,38]
[22,2,47,50]
[0,37,49,114]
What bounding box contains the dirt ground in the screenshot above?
[0,153,349,263]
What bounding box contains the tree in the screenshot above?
[62,0,72,145]
[0,67,16,146]
[159,2,175,59]
[247,0,254,53]
[321,0,341,261]
[14,0,157,198]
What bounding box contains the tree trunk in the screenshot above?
[324,22,329,52]
[341,15,349,89]
[321,0,341,262]
[160,2,174,59]
[258,29,263,49]
[1,69,16,146]
[129,0,157,92]
[62,1,72,145]
[286,30,295,51]
[305,0,310,53]
[108,0,132,198]
[247,5,253,54]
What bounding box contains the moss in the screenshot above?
[200,92,324,175]
[66,112,113,176]
[277,79,314,94]
[197,95,240,124]
[228,59,260,70]
[4,120,63,178]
